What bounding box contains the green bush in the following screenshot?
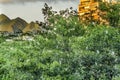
[80,26,120,55]
[0,36,5,43]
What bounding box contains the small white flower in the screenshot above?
[6,39,13,42]
[26,59,30,63]
[54,28,57,30]
[105,30,108,34]
[111,51,115,55]
[97,50,100,54]
[10,47,14,50]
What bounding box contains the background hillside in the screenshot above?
[0,14,40,34]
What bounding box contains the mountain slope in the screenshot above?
[0,14,40,34]
[0,14,10,24]
[23,22,40,33]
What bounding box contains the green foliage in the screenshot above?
[49,15,85,37]
[107,4,120,27]
[0,36,5,43]
[99,2,109,11]
[99,2,120,27]
[80,26,120,55]
[1,25,120,80]
[80,52,118,80]
[0,4,120,80]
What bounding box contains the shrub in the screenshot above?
[80,26,120,56]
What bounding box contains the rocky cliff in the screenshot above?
[0,14,40,35]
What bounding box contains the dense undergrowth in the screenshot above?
[0,3,120,80]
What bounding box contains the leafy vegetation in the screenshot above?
[0,3,120,80]
[99,2,120,27]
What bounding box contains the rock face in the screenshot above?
[23,22,40,33]
[11,17,28,34]
[0,14,40,35]
[0,14,10,24]
[0,14,13,32]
